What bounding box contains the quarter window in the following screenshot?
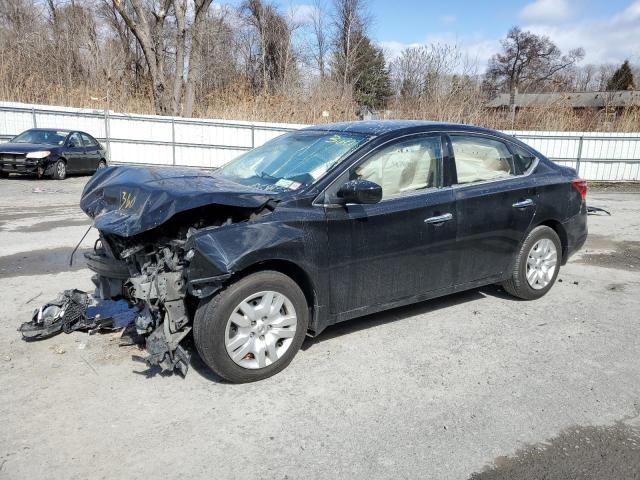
[354,136,442,199]
[512,145,536,173]
[451,136,515,184]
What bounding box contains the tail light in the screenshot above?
[571,178,587,201]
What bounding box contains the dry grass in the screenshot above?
[1,75,638,131]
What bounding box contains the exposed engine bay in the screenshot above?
[19,201,273,376]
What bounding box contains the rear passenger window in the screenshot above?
[81,134,97,147]
[512,145,536,173]
[354,136,442,199]
[451,136,515,184]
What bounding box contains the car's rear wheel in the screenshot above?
[52,159,66,180]
[193,271,309,383]
[502,225,562,300]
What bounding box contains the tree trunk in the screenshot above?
[183,0,212,117]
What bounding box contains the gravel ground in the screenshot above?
[0,174,639,480]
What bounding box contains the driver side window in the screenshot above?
[354,136,442,199]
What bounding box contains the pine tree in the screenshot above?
[607,60,635,91]
[352,36,392,110]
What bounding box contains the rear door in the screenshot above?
[64,132,86,173]
[448,134,538,285]
[81,133,101,171]
[324,134,458,316]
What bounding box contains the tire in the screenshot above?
[0,171,9,179]
[194,270,309,383]
[503,225,562,300]
[51,159,66,180]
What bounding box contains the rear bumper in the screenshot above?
[562,205,588,264]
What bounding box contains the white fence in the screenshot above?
[1,101,639,181]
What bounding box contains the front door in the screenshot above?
[448,134,537,284]
[324,134,458,317]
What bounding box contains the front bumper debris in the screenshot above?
[19,287,192,376]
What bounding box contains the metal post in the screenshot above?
[251,124,255,149]
[31,107,37,128]
[576,135,584,175]
[171,118,176,166]
[104,90,111,162]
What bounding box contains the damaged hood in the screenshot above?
[80,166,277,237]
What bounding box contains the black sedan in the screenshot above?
[25,121,588,383]
[0,128,107,179]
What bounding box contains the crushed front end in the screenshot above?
[19,165,278,376]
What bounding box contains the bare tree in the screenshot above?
[241,0,296,93]
[309,0,329,78]
[331,0,369,91]
[110,0,212,115]
[485,27,584,96]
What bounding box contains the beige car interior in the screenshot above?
[452,137,515,184]
[355,140,439,199]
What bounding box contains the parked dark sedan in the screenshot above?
[23,121,587,383]
[0,128,107,179]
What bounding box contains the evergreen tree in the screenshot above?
[606,60,635,91]
[352,36,392,110]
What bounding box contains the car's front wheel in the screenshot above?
[51,159,66,180]
[194,271,309,383]
[502,225,562,300]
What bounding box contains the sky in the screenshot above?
[229,0,640,70]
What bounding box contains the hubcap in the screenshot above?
[224,291,297,369]
[57,162,65,177]
[526,238,558,290]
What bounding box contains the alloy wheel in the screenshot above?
[224,291,297,369]
[526,238,558,290]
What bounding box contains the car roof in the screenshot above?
[303,120,506,137]
[28,128,71,134]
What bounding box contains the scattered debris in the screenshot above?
[53,345,66,355]
[587,206,611,216]
[19,290,139,341]
[25,291,42,305]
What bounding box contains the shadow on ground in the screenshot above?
[302,284,510,351]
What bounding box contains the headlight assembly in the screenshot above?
[26,151,51,159]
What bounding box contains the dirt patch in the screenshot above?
[0,247,91,277]
[577,240,640,271]
[5,218,92,233]
[589,182,640,193]
[469,423,640,480]
[582,233,618,250]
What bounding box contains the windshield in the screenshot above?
[216,130,370,192]
[11,129,68,146]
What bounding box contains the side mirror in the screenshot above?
[337,179,382,205]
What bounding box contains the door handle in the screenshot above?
[512,199,535,209]
[424,213,453,225]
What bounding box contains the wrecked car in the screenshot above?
[20,121,588,383]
